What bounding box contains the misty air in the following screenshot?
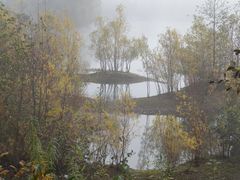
[1,0,240,179]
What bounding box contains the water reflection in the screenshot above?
[85,81,163,99]
[127,115,155,169]
[84,81,167,169]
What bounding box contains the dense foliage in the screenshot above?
[2,0,240,179]
[0,3,135,179]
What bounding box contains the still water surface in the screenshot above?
[85,81,159,169]
[85,81,163,98]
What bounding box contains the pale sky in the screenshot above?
[84,0,202,71]
[100,0,201,47]
[2,0,204,47]
[2,0,219,70]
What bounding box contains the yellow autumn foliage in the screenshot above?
[150,115,198,166]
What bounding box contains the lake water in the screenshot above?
[127,115,156,169]
[84,81,160,169]
[85,60,167,169]
[85,81,167,99]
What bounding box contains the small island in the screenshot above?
[80,71,151,84]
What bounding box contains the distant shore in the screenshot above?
[80,71,154,84]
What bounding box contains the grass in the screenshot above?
[133,81,224,116]
[130,157,240,180]
[80,71,150,84]
[134,92,177,115]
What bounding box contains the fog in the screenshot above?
[2,0,201,70]
[2,0,240,178]
[2,0,201,49]
[101,0,200,47]
[96,0,202,74]
[2,0,101,28]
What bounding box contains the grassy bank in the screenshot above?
[80,71,151,84]
[131,158,240,180]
